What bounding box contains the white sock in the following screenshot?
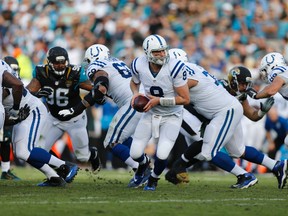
[230,164,247,176]
[48,155,65,168]
[125,157,138,169]
[39,164,59,179]
[1,161,10,172]
[261,155,277,170]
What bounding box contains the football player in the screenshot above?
[246,52,288,147]
[165,48,288,189]
[129,35,190,191]
[0,56,21,180]
[58,44,151,187]
[2,56,79,186]
[26,46,100,172]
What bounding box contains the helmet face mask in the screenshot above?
[83,44,110,67]
[142,34,169,65]
[168,48,188,62]
[228,66,252,94]
[47,46,69,76]
[260,52,287,81]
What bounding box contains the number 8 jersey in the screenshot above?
[32,64,86,120]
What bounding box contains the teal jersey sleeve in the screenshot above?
[32,67,37,78]
[79,67,88,83]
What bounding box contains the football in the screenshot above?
[133,95,149,112]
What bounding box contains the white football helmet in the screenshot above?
[142,34,169,65]
[169,48,188,62]
[259,52,287,81]
[84,44,110,64]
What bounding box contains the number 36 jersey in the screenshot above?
[86,57,132,108]
[33,64,87,120]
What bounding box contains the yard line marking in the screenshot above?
[1,198,286,205]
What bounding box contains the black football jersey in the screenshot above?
[33,64,87,120]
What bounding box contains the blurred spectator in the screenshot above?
[265,107,288,159]
[275,141,288,161]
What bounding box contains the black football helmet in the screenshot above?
[47,46,69,76]
[228,66,252,94]
[3,56,21,79]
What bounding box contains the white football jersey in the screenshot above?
[86,57,132,108]
[131,56,187,115]
[0,60,13,114]
[186,62,240,119]
[267,66,288,100]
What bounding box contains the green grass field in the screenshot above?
[0,166,287,216]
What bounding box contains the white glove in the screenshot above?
[58,108,74,117]
[8,108,19,120]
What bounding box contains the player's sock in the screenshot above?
[27,147,52,164]
[183,140,203,161]
[1,161,10,172]
[261,155,277,170]
[242,146,264,165]
[48,155,65,168]
[154,158,167,176]
[172,156,189,170]
[111,143,130,162]
[211,151,235,172]
[0,140,11,162]
[122,137,133,148]
[27,159,46,169]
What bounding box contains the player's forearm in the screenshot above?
[12,85,23,109]
[130,80,140,95]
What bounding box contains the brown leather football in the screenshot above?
[133,95,149,112]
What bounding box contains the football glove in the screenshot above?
[35,87,52,98]
[58,108,74,117]
[14,104,30,123]
[260,97,275,113]
[246,88,258,99]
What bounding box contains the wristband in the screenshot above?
[159,97,176,106]
[257,109,265,118]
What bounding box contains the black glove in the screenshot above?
[9,104,30,125]
[18,104,30,121]
[246,88,258,99]
[92,86,106,105]
[34,87,52,98]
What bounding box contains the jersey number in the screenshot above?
[46,88,69,106]
[112,62,131,78]
[150,86,164,97]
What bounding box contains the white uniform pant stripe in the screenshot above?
[108,105,135,144]
[28,108,41,152]
[211,109,234,158]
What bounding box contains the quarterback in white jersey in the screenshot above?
[2,56,79,187]
[129,34,190,191]
[59,44,143,173]
[0,59,23,129]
